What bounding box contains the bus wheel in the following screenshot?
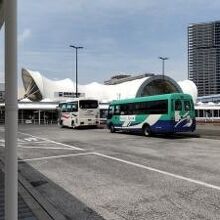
[142,124,152,136]
[72,121,76,129]
[110,124,115,133]
[59,121,64,128]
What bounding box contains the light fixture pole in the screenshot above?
[158,56,169,79]
[5,0,18,219]
[70,45,83,98]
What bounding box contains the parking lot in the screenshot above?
[1,124,220,219]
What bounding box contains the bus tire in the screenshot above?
[58,121,64,128]
[72,121,76,129]
[110,124,115,133]
[142,124,152,136]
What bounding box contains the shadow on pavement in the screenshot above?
[118,131,201,139]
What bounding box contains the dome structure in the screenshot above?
[22,68,197,102]
[178,80,198,103]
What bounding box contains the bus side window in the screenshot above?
[175,100,182,111]
[128,103,135,115]
[72,102,78,112]
[184,100,191,111]
[115,105,121,115]
[120,104,127,115]
[171,100,174,112]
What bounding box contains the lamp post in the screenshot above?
[158,57,169,80]
[70,45,83,98]
[158,56,169,79]
[158,57,169,93]
[5,0,18,219]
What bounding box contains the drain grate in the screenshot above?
[30,180,48,187]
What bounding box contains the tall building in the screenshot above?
[188,21,220,96]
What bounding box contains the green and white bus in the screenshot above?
[107,93,196,136]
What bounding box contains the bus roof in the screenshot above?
[59,97,98,104]
[110,93,192,105]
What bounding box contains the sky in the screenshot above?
[1,0,220,86]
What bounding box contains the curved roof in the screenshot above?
[22,68,74,101]
[22,68,198,103]
[178,80,198,103]
[136,75,182,97]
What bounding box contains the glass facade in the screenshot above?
[140,79,179,97]
[188,21,220,96]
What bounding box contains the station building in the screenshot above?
[21,68,188,102]
[194,94,220,122]
[1,67,219,123]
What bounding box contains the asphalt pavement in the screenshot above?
[0,124,220,220]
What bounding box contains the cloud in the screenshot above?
[15,0,220,86]
[18,29,31,43]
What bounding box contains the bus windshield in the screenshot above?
[79,100,98,109]
[59,102,78,112]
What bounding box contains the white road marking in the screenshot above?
[18,146,75,150]
[93,152,220,191]
[16,132,220,191]
[19,152,92,162]
[0,137,47,146]
[24,137,39,142]
[18,132,85,151]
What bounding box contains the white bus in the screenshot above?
[58,98,99,128]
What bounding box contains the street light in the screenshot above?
[158,56,169,79]
[70,45,83,98]
[5,0,18,219]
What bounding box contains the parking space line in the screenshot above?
[19,152,93,162]
[18,132,85,151]
[18,146,75,150]
[93,152,220,191]
[17,131,220,191]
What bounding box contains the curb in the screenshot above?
[0,159,67,220]
[18,173,67,220]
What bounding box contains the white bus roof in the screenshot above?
[59,97,99,103]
